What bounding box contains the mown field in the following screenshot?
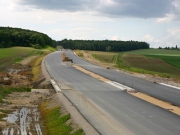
[84,49,180,78]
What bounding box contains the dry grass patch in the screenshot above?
[29,55,45,81]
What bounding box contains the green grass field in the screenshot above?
[124,49,180,56]
[0,46,56,72]
[0,47,39,71]
[84,49,180,78]
[0,47,36,59]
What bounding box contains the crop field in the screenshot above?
[122,54,180,77]
[124,49,180,56]
[145,55,180,68]
[84,49,180,78]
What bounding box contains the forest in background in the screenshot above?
[0,27,57,48]
[58,39,150,52]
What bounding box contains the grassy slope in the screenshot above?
[0,47,34,58]
[42,45,57,52]
[90,51,118,63]
[0,46,56,80]
[40,101,84,135]
[0,47,41,71]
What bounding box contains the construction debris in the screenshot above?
[0,64,33,86]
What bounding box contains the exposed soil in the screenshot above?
[0,89,55,134]
[0,56,35,87]
[0,54,96,135]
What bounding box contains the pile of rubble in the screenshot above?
[0,64,33,86]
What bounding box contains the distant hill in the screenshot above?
[0,27,57,48]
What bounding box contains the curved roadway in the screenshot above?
[45,50,180,135]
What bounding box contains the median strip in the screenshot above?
[129,91,180,116]
[72,64,180,116]
[73,64,109,82]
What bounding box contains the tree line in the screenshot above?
[159,45,179,50]
[58,39,149,52]
[0,27,57,48]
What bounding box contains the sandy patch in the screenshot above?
[73,64,109,82]
[129,91,180,116]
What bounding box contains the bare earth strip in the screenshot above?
[73,65,109,82]
[129,92,180,116]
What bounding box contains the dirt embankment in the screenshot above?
[0,55,47,87]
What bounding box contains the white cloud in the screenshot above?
[157,0,180,22]
[156,14,175,23]
[147,27,180,48]
[110,35,119,40]
[144,34,154,42]
[166,27,180,42]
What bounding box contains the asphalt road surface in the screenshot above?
[65,50,180,107]
[45,50,180,135]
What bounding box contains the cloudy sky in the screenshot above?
[0,0,180,48]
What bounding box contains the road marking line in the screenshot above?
[160,83,180,90]
[50,79,61,92]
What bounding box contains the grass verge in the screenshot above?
[42,45,57,52]
[30,45,56,81]
[40,101,85,135]
[74,50,84,57]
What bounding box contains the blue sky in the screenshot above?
[0,0,180,48]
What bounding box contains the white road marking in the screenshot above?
[160,83,180,90]
[106,81,134,91]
